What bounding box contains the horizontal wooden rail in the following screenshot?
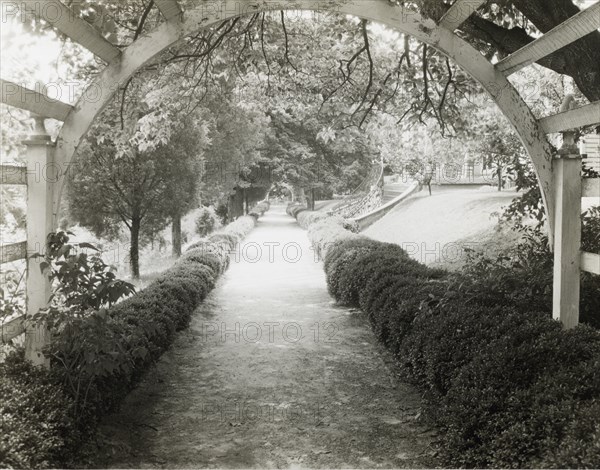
[1,241,27,264]
[539,101,600,134]
[1,164,26,185]
[1,79,74,121]
[581,251,600,275]
[439,0,486,31]
[496,2,600,76]
[19,0,121,64]
[1,314,25,344]
[583,178,600,198]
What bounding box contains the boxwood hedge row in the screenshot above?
[289,208,600,468]
[0,208,267,469]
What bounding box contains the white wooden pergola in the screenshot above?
[1,0,599,365]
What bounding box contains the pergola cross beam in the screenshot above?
[439,0,486,31]
[539,101,600,134]
[1,79,74,121]
[19,0,121,64]
[496,2,600,76]
[155,0,183,21]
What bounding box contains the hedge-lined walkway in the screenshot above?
[90,206,436,468]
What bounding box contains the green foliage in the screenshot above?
[0,213,264,468]
[315,223,600,468]
[307,214,361,259]
[0,268,25,327]
[252,201,271,215]
[194,207,220,237]
[67,102,207,277]
[27,232,136,420]
[287,206,363,259]
[458,223,600,328]
[248,201,270,220]
[296,210,328,230]
[582,206,600,254]
[0,354,79,469]
[39,232,136,313]
[286,202,307,218]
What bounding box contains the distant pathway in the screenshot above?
[91,206,436,468]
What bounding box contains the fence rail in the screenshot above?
[1,241,27,264]
[1,315,26,344]
[582,177,600,198]
[581,251,600,275]
[1,164,27,185]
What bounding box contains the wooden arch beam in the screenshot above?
[155,0,183,21]
[496,2,600,76]
[439,0,486,31]
[19,0,121,64]
[1,79,73,121]
[51,0,555,239]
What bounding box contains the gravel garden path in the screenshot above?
[90,206,437,468]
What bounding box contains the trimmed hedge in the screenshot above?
[0,356,78,469]
[296,210,327,229]
[289,208,600,468]
[251,200,270,216]
[0,213,265,469]
[286,202,307,218]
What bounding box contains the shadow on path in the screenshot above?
[90,206,437,468]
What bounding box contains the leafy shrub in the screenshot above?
[286,202,304,216]
[1,267,25,327]
[458,225,600,328]
[0,354,79,469]
[208,233,238,250]
[297,211,327,229]
[38,231,136,313]
[582,206,600,254]
[251,201,270,216]
[433,321,600,468]
[316,228,600,468]
[307,215,360,258]
[0,213,264,469]
[288,198,600,467]
[185,241,230,271]
[194,206,220,237]
[539,399,600,468]
[324,238,376,300]
[181,250,224,276]
[286,209,361,258]
[286,202,307,218]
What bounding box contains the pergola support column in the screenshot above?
[24,117,54,366]
[552,129,582,329]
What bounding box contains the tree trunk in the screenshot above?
[310,188,316,211]
[130,216,141,280]
[172,213,182,258]
[244,188,249,215]
[298,187,306,204]
[498,167,503,192]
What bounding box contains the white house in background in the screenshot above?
[581,133,600,173]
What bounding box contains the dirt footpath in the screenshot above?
[90,206,437,468]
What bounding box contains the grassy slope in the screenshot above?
[363,186,520,271]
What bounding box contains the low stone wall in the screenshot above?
[351,182,421,231]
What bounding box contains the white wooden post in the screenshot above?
[552,128,582,329]
[24,115,54,366]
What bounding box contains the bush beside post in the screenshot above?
[287,206,600,468]
[0,210,268,469]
